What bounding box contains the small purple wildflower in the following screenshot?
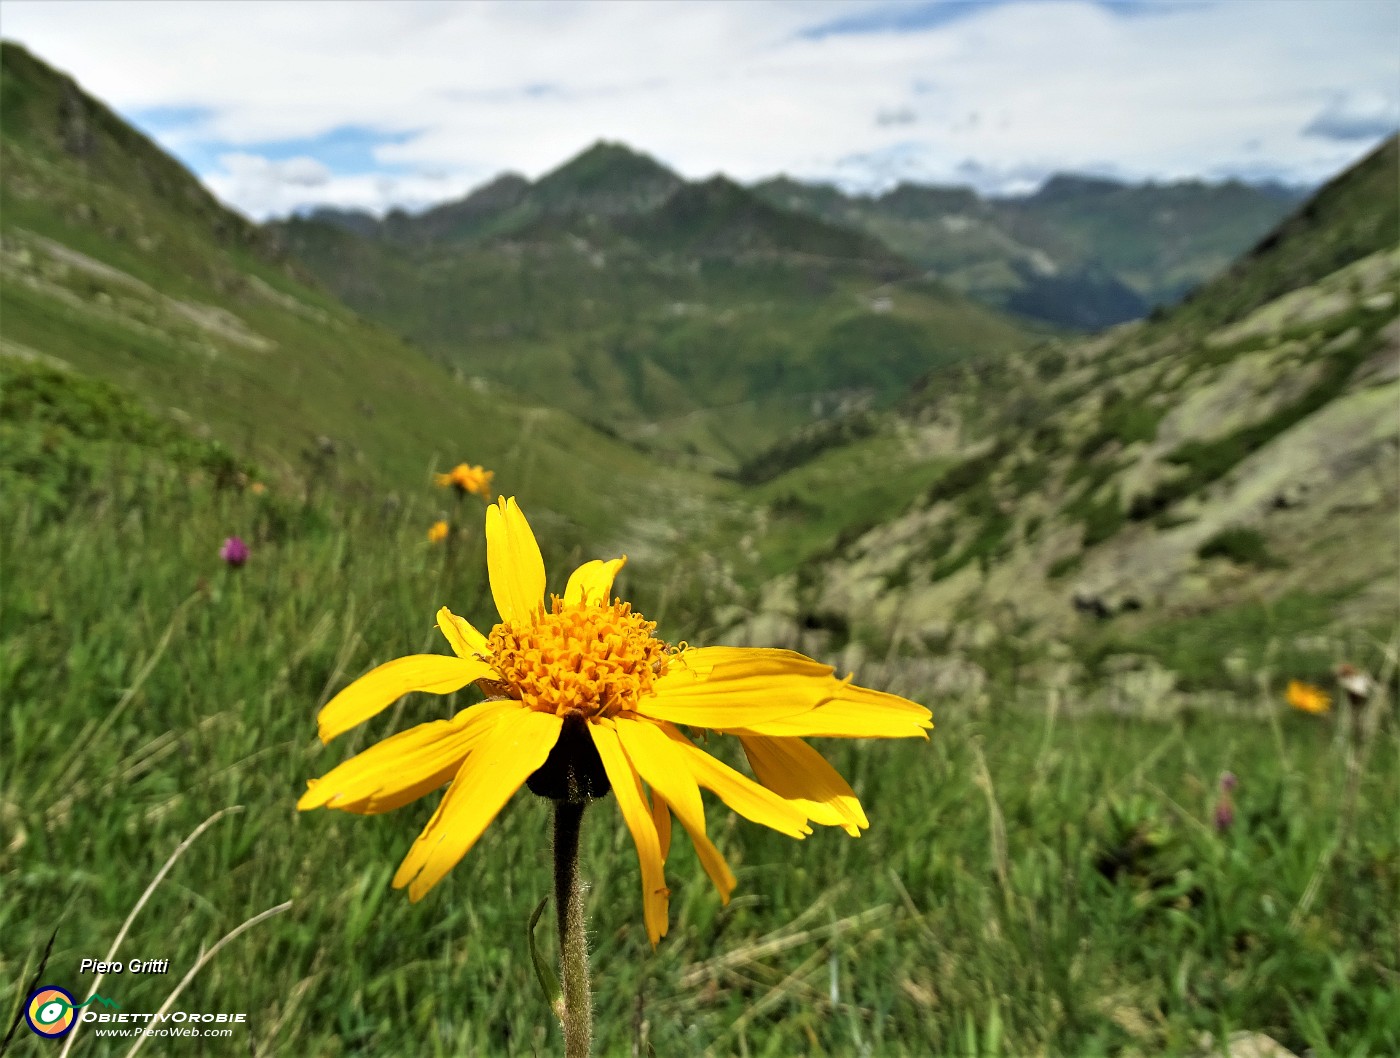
[1213,798,1235,833]
[1213,773,1237,832]
[220,536,249,568]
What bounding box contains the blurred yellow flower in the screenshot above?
[1286,679,1331,714]
[435,463,494,499]
[249,481,267,495]
[301,497,932,945]
[427,520,450,544]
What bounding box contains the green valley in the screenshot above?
[274,144,1036,472]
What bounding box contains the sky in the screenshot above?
[2,0,1397,221]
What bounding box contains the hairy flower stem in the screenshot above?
[553,801,592,1058]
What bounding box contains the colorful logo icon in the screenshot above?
[25,986,77,1038]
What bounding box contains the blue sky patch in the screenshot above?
[123,115,421,181]
[798,0,1205,40]
[237,125,418,174]
[798,2,1004,40]
[129,104,218,131]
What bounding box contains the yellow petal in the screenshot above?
[436,606,490,660]
[638,646,846,728]
[727,686,932,739]
[563,557,627,607]
[590,720,669,946]
[392,709,562,900]
[300,700,518,814]
[741,735,868,836]
[485,497,546,625]
[650,789,673,862]
[317,654,496,743]
[616,718,736,902]
[659,724,811,839]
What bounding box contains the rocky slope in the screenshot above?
[713,137,1399,703]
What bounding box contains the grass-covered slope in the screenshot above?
[0,42,717,545]
[0,356,255,522]
[1174,135,1400,329]
[276,148,1036,472]
[3,370,1395,1055]
[0,41,274,261]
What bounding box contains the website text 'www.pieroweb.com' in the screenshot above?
[91,1011,245,1039]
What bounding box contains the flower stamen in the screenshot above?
[487,597,670,717]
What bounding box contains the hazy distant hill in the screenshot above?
[0,42,710,543]
[712,136,1398,694]
[276,143,1035,471]
[752,170,1308,330]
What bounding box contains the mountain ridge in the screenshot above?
[1,42,284,269]
[751,167,1310,329]
[273,145,1034,471]
[283,128,1310,332]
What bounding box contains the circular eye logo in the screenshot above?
[26,986,77,1038]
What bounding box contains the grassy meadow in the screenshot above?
[3,368,1398,1058]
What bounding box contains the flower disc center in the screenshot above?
[488,598,669,717]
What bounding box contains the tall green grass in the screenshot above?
[3,446,1397,1057]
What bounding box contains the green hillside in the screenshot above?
[276,146,1035,472]
[0,42,718,548]
[753,169,1306,329]
[708,138,1399,702]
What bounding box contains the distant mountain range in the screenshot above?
[273,142,1034,470]
[300,146,1306,335]
[751,171,1308,329]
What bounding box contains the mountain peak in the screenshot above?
[532,140,683,215]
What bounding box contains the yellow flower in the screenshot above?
[427,519,450,544]
[435,463,494,499]
[1286,679,1331,715]
[300,497,931,944]
[249,481,267,495]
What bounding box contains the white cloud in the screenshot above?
[204,153,479,219]
[1304,89,1400,141]
[3,0,1396,219]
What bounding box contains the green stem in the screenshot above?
[553,801,591,1058]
